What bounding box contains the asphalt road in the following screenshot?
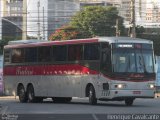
[0,97,160,120]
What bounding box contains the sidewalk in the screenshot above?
[0,96,16,99]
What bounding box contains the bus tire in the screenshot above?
[125,98,134,106]
[17,85,28,103]
[89,86,97,105]
[27,85,37,103]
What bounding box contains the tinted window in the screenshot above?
[25,48,37,62]
[38,47,51,62]
[142,44,152,49]
[53,46,67,61]
[12,48,25,63]
[84,44,100,60]
[4,49,10,64]
[68,45,83,61]
[101,43,111,73]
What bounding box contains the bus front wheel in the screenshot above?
[125,98,134,106]
[18,85,28,103]
[89,86,97,105]
[27,85,37,103]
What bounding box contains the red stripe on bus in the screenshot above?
[5,39,99,49]
[4,64,154,82]
[3,64,99,76]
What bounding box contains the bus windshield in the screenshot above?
[112,49,154,73]
[0,62,2,69]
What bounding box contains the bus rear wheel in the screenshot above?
[27,85,37,103]
[125,98,134,106]
[18,85,28,103]
[89,86,97,105]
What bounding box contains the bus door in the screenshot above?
[100,43,112,76]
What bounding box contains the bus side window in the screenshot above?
[4,49,11,64]
[101,43,111,73]
[68,45,83,61]
[25,48,38,62]
[53,46,67,61]
[84,44,100,60]
[38,47,51,62]
[11,48,25,63]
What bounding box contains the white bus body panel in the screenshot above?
[4,74,155,99]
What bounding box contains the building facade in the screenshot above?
[107,0,121,8]
[145,0,160,28]
[1,0,23,40]
[1,0,160,40]
[47,0,79,39]
[26,0,79,40]
[118,0,147,27]
[26,0,48,40]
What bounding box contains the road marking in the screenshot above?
[0,106,8,115]
[92,114,99,120]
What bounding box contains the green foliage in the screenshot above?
[136,25,145,35]
[49,25,88,41]
[136,27,160,56]
[70,6,125,37]
[49,6,125,40]
[137,34,160,56]
[0,39,9,54]
[0,36,22,54]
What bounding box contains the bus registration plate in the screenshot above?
[133,91,141,94]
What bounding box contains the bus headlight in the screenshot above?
[115,84,126,89]
[148,84,155,89]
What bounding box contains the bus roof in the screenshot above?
[99,37,153,44]
[4,37,153,49]
[8,39,45,45]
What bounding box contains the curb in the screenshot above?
[0,96,16,99]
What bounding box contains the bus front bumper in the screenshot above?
[98,89,155,100]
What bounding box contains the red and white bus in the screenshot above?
[3,37,156,106]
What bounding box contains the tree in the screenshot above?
[136,25,145,37]
[49,6,126,41]
[138,34,160,56]
[0,36,22,54]
[0,39,11,54]
[70,6,125,37]
[49,25,88,41]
